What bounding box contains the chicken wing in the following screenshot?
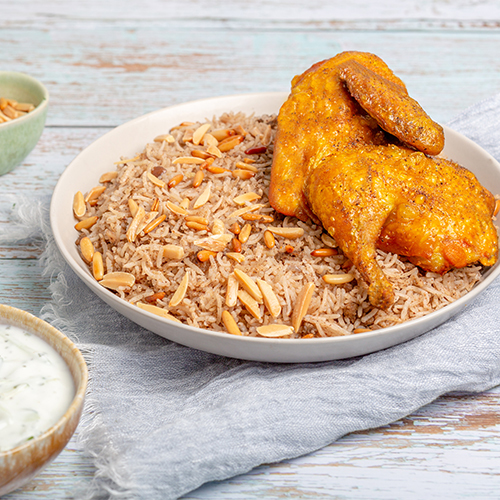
[269,51,498,309]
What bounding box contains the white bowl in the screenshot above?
[50,92,500,363]
[0,305,88,496]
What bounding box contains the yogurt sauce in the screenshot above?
[0,324,75,452]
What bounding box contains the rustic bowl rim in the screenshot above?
[0,304,88,457]
[0,70,49,130]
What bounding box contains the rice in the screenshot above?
[74,112,485,339]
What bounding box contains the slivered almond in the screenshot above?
[170,121,194,131]
[229,222,241,235]
[166,200,188,216]
[232,238,242,253]
[292,282,316,332]
[202,133,219,147]
[128,199,139,217]
[218,135,244,152]
[194,233,232,252]
[267,226,304,239]
[211,219,225,235]
[263,230,275,249]
[168,173,184,188]
[186,221,208,231]
[14,102,35,112]
[200,157,215,169]
[229,204,264,218]
[169,271,189,307]
[75,216,98,231]
[151,198,160,212]
[193,183,211,209]
[136,210,157,235]
[206,145,222,158]
[3,105,18,119]
[73,191,86,218]
[226,252,245,263]
[197,250,216,262]
[136,302,181,322]
[206,165,229,174]
[92,252,104,281]
[211,128,235,141]
[114,154,141,165]
[226,274,239,307]
[233,124,247,136]
[238,223,252,243]
[232,169,255,180]
[257,279,281,318]
[237,290,261,319]
[154,134,175,143]
[241,213,262,221]
[218,133,242,145]
[99,171,118,183]
[191,149,213,160]
[143,214,166,234]
[233,269,263,303]
[80,237,95,263]
[311,248,338,257]
[144,292,166,303]
[233,192,261,205]
[180,198,190,210]
[192,123,211,145]
[172,156,205,165]
[256,324,294,338]
[163,244,185,260]
[235,161,258,173]
[182,129,194,142]
[353,328,372,334]
[99,271,136,290]
[222,310,242,336]
[147,171,166,188]
[323,273,355,285]
[186,215,209,225]
[126,206,145,242]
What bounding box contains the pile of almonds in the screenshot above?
[0,97,35,123]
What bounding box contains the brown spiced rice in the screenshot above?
[72,112,487,339]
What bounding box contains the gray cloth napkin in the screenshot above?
[3,93,500,500]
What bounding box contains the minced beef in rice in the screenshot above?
[74,112,485,338]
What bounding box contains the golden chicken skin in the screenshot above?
[269,51,498,309]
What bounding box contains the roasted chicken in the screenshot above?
[269,51,498,309]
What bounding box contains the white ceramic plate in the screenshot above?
[50,92,500,363]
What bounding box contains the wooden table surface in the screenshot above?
[2,1,500,498]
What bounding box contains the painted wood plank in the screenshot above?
[7,0,500,21]
[5,389,499,499]
[2,25,499,127]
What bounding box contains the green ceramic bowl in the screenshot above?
[0,71,49,176]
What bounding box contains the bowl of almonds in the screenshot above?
[0,71,49,175]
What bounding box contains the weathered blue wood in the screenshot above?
[2,24,499,126]
[2,1,500,498]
